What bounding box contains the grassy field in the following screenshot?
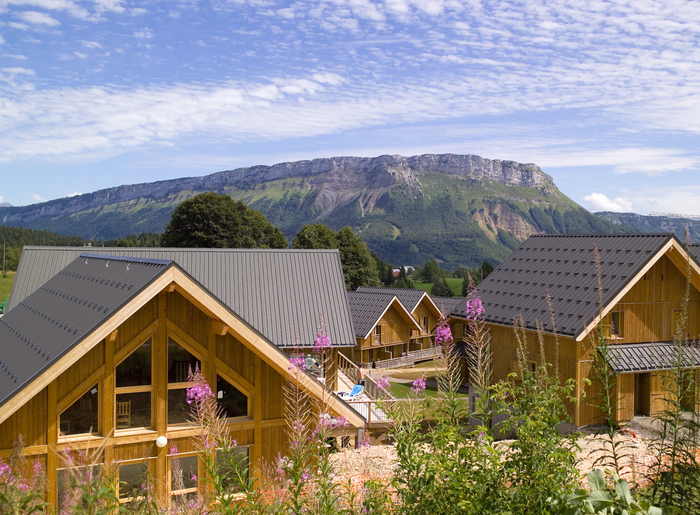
[0,272,15,307]
[414,278,463,296]
[388,380,469,400]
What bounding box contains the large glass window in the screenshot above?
[118,461,150,501]
[59,384,99,436]
[217,375,248,419]
[217,447,249,491]
[171,454,198,500]
[115,339,153,430]
[167,338,201,426]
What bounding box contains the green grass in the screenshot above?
[414,278,463,296]
[388,380,470,400]
[0,272,14,306]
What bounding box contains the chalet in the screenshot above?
[1,249,365,507]
[355,287,442,352]
[8,247,358,391]
[345,291,422,368]
[448,233,700,427]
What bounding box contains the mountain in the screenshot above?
[0,154,628,269]
[0,202,11,208]
[596,212,700,242]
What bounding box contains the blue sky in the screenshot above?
[1,0,699,216]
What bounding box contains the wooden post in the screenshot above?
[46,381,58,509]
[207,321,218,390]
[156,291,168,502]
[103,339,115,465]
[253,355,262,484]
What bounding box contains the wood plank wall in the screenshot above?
[0,287,302,507]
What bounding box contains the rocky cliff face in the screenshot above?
[0,153,552,224]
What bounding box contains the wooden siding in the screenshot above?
[0,286,329,508]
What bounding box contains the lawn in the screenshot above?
[0,272,14,304]
[414,278,463,296]
[388,380,470,400]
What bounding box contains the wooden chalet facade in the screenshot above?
[0,252,364,507]
[345,291,423,367]
[448,233,700,427]
[355,287,443,352]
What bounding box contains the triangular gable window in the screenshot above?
[60,384,99,436]
[217,375,248,419]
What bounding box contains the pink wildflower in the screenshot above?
[313,316,331,352]
[411,377,426,395]
[186,382,213,405]
[289,355,306,371]
[435,322,453,346]
[465,297,485,320]
[376,376,391,391]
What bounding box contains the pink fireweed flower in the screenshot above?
[376,376,391,391]
[435,323,453,346]
[465,297,485,320]
[191,474,197,482]
[313,316,331,352]
[0,461,10,477]
[289,355,306,371]
[411,377,426,395]
[33,461,42,474]
[186,382,213,405]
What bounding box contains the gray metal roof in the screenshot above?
[0,254,171,408]
[346,291,401,339]
[432,296,465,317]
[606,342,700,373]
[9,247,356,348]
[355,287,429,313]
[690,244,700,263]
[450,233,678,338]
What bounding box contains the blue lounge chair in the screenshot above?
[339,384,364,401]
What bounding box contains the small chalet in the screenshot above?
[1,249,364,507]
[345,290,422,368]
[355,287,442,352]
[449,233,700,427]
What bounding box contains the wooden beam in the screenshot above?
[114,319,159,366]
[165,318,208,363]
[253,355,263,484]
[47,381,58,509]
[156,291,168,501]
[107,330,118,342]
[0,444,48,459]
[0,269,176,426]
[215,358,255,398]
[57,365,105,414]
[212,320,229,336]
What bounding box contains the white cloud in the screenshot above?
[0,35,4,44]
[2,66,34,74]
[584,193,634,213]
[130,7,147,15]
[32,193,46,201]
[80,40,102,48]
[133,27,152,38]
[74,51,87,58]
[2,53,27,59]
[16,10,60,25]
[67,191,82,196]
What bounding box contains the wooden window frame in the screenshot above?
[609,311,624,339]
[420,317,428,333]
[166,333,204,429]
[373,325,382,345]
[216,373,252,421]
[117,458,154,503]
[58,383,101,441]
[114,337,155,433]
[168,452,200,499]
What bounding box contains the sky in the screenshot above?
[1,0,699,216]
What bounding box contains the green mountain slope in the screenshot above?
[596,212,700,242]
[0,154,629,270]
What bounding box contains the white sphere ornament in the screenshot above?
[156,436,168,448]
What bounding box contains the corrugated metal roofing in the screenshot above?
[432,296,465,317]
[690,244,700,263]
[346,291,399,339]
[9,247,355,348]
[355,287,428,313]
[449,233,677,339]
[606,342,700,373]
[0,254,171,408]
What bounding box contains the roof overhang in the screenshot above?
[416,292,443,319]
[575,237,700,342]
[606,342,700,373]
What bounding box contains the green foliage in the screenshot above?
[431,276,453,297]
[420,260,445,283]
[160,192,287,249]
[292,224,338,249]
[336,227,381,290]
[104,232,161,247]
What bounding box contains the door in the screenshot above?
[635,373,651,416]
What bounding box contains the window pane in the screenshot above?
[167,339,200,383]
[116,340,152,387]
[60,384,98,435]
[116,391,151,429]
[171,455,198,491]
[168,389,191,425]
[119,462,149,499]
[217,376,248,418]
